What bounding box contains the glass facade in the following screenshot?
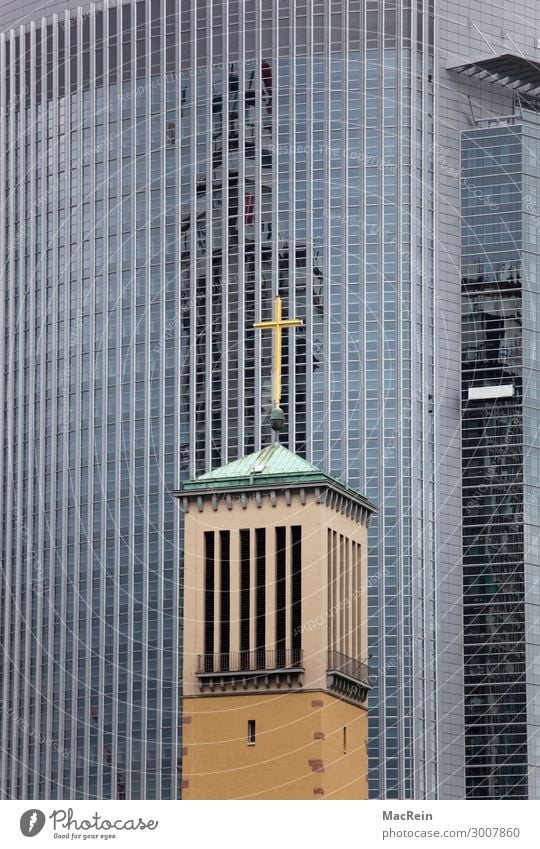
[0,1,180,800]
[461,118,540,798]
[0,0,435,799]
[176,0,435,800]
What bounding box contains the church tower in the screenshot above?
[176,296,375,799]
[177,445,374,799]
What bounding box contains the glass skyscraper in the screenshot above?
[0,0,181,800]
[1,0,540,801]
[0,0,437,800]
[461,113,540,799]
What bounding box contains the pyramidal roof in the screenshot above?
[181,442,369,504]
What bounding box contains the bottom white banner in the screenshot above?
[1,800,538,848]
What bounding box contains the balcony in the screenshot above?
[196,649,304,693]
[327,650,372,705]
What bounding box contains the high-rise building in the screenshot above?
[459,92,540,799]
[1,0,540,801]
[0,0,182,800]
[442,12,540,801]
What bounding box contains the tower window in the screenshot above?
[291,525,302,662]
[220,531,231,669]
[240,529,250,665]
[247,720,256,746]
[275,527,286,667]
[255,528,266,667]
[343,726,347,754]
[203,532,215,664]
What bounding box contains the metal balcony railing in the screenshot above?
[197,648,304,675]
[327,650,371,687]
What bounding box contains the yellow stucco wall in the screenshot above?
[182,691,367,800]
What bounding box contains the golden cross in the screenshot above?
[253,294,303,409]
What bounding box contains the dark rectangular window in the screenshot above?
[95,11,104,86]
[69,19,78,93]
[291,526,302,661]
[108,7,118,85]
[204,531,215,664]
[25,31,33,104]
[165,0,177,72]
[247,719,256,745]
[275,527,286,667]
[135,1,146,79]
[46,25,53,100]
[240,529,250,662]
[122,3,132,82]
[220,531,230,669]
[255,528,266,666]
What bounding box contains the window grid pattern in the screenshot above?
[461,119,540,799]
[0,1,180,800]
[0,0,435,801]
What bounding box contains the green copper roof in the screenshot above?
[181,442,370,504]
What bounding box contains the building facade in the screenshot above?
[0,0,438,800]
[460,112,540,798]
[440,4,540,800]
[0,0,182,800]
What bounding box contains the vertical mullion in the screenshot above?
[351,540,358,660]
[252,0,261,451]
[141,0,152,799]
[201,0,212,469]
[27,18,39,800]
[341,0,349,475]
[156,0,166,800]
[34,16,46,800]
[357,542,363,660]
[0,25,7,802]
[327,529,333,655]
[219,3,230,463]
[69,6,80,799]
[331,529,337,653]
[237,0,247,456]
[52,11,66,799]
[339,534,346,654]
[14,22,26,801]
[270,0,279,308]
[322,0,330,468]
[3,25,13,797]
[102,0,118,795]
[44,14,58,800]
[204,0,213,469]
[305,0,314,459]
[345,536,351,658]
[287,0,296,448]
[187,0,197,477]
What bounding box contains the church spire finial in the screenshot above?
[253,293,303,436]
